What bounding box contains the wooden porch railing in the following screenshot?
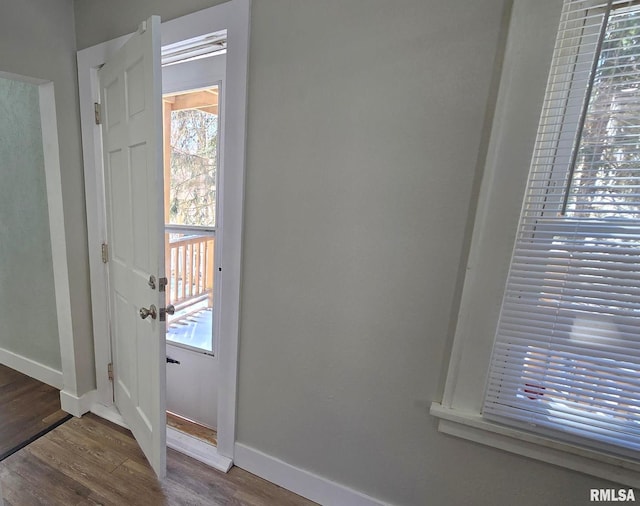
[167,234,214,310]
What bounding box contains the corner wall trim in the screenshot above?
[0,347,63,389]
[233,443,391,506]
[59,389,96,417]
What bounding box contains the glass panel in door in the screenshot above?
[163,86,219,353]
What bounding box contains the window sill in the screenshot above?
[430,402,640,488]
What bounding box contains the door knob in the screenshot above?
[139,304,157,320]
[159,304,175,322]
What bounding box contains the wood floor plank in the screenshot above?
[0,465,42,506]
[158,477,226,506]
[0,365,69,458]
[164,451,238,504]
[0,367,21,387]
[40,420,131,472]
[110,458,173,505]
[42,409,69,425]
[25,437,160,506]
[68,415,145,457]
[0,413,316,505]
[2,450,96,505]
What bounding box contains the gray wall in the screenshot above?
[0,0,95,391]
[0,77,60,370]
[74,0,614,504]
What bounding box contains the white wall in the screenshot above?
[0,0,95,394]
[73,0,619,504]
[237,2,509,503]
[0,76,60,371]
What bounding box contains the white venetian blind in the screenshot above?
[161,30,227,67]
[483,0,640,457]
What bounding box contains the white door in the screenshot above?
[99,16,166,478]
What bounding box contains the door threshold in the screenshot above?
[166,425,232,473]
[167,412,217,446]
[91,404,232,473]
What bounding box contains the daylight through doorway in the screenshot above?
[163,86,219,355]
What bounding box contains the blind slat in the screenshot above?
[484,0,640,459]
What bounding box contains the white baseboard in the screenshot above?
[0,347,63,389]
[233,443,390,506]
[59,389,96,417]
[167,427,232,473]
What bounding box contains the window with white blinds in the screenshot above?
[483,0,640,458]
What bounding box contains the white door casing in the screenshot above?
[98,16,166,478]
[77,0,250,467]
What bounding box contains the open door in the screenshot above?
[98,16,166,478]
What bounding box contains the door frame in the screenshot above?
[77,0,250,465]
[0,71,76,395]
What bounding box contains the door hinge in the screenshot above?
[107,362,114,381]
[94,102,102,125]
[101,243,109,263]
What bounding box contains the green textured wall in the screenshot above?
[0,76,61,370]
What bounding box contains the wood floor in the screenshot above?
[0,414,316,505]
[0,364,69,459]
[167,412,218,446]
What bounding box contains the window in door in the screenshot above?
[163,86,219,354]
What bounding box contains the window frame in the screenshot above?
[431,0,640,488]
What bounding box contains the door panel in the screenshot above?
[99,16,166,478]
[166,344,218,428]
